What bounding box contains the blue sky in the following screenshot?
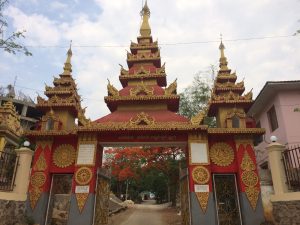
[0,0,299,120]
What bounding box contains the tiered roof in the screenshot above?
[0,100,22,136]
[207,41,253,116]
[35,46,89,127]
[94,1,203,131]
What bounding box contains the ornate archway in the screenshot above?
[26,2,265,225]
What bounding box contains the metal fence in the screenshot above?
[282,145,300,191]
[0,151,19,191]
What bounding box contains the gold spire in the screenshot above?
[219,36,229,71]
[62,41,73,75]
[140,0,151,37]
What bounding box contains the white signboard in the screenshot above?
[190,142,208,164]
[194,184,209,193]
[77,144,95,165]
[75,185,90,193]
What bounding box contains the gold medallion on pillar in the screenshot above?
[53,144,76,168]
[75,167,93,185]
[192,166,210,184]
[210,142,234,166]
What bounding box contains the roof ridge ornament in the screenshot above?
[140,0,151,37]
[62,40,73,75]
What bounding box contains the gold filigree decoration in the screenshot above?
[130,81,154,96]
[242,171,258,187]
[210,142,234,166]
[29,187,42,209]
[0,100,23,136]
[192,166,210,184]
[225,108,246,120]
[53,144,76,168]
[34,152,47,171]
[240,151,256,171]
[130,112,155,126]
[107,79,119,97]
[76,193,89,213]
[191,111,205,125]
[245,186,259,210]
[195,192,209,213]
[241,150,259,210]
[75,167,93,185]
[164,79,177,95]
[30,172,46,187]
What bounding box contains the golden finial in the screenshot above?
[218,34,229,71]
[140,0,151,37]
[63,40,73,75]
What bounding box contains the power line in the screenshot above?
[24,34,296,48]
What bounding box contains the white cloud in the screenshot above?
[4,6,61,45]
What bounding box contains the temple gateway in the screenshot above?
[25,2,265,225]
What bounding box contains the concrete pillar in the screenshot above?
[0,147,34,201]
[21,105,28,117]
[266,142,288,195]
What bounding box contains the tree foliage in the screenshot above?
[179,67,216,127]
[0,0,31,55]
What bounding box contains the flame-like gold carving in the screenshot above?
[191,111,205,125]
[195,192,209,213]
[75,167,93,185]
[53,144,76,168]
[107,80,119,97]
[240,150,259,210]
[241,151,256,171]
[210,142,234,167]
[130,81,154,96]
[76,193,89,213]
[245,186,260,210]
[164,79,177,95]
[34,151,47,171]
[192,166,210,184]
[29,187,42,209]
[130,112,155,126]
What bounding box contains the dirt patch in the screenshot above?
[108,207,134,225]
[161,207,181,225]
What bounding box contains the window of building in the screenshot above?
[267,105,278,132]
[46,118,54,130]
[254,121,263,146]
[232,115,240,128]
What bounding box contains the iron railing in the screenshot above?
[282,145,300,191]
[0,151,19,191]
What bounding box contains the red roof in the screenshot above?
[94,110,189,123]
[119,85,164,96]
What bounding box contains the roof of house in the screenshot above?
[248,80,300,117]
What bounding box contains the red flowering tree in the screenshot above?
[104,146,185,206]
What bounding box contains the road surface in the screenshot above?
[109,200,181,225]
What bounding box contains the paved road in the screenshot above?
[118,200,171,225]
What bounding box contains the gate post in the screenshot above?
[94,168,111,225]
[266,141,288,195]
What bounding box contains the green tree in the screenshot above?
[179,66,216,127]
[0,0,31,55]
